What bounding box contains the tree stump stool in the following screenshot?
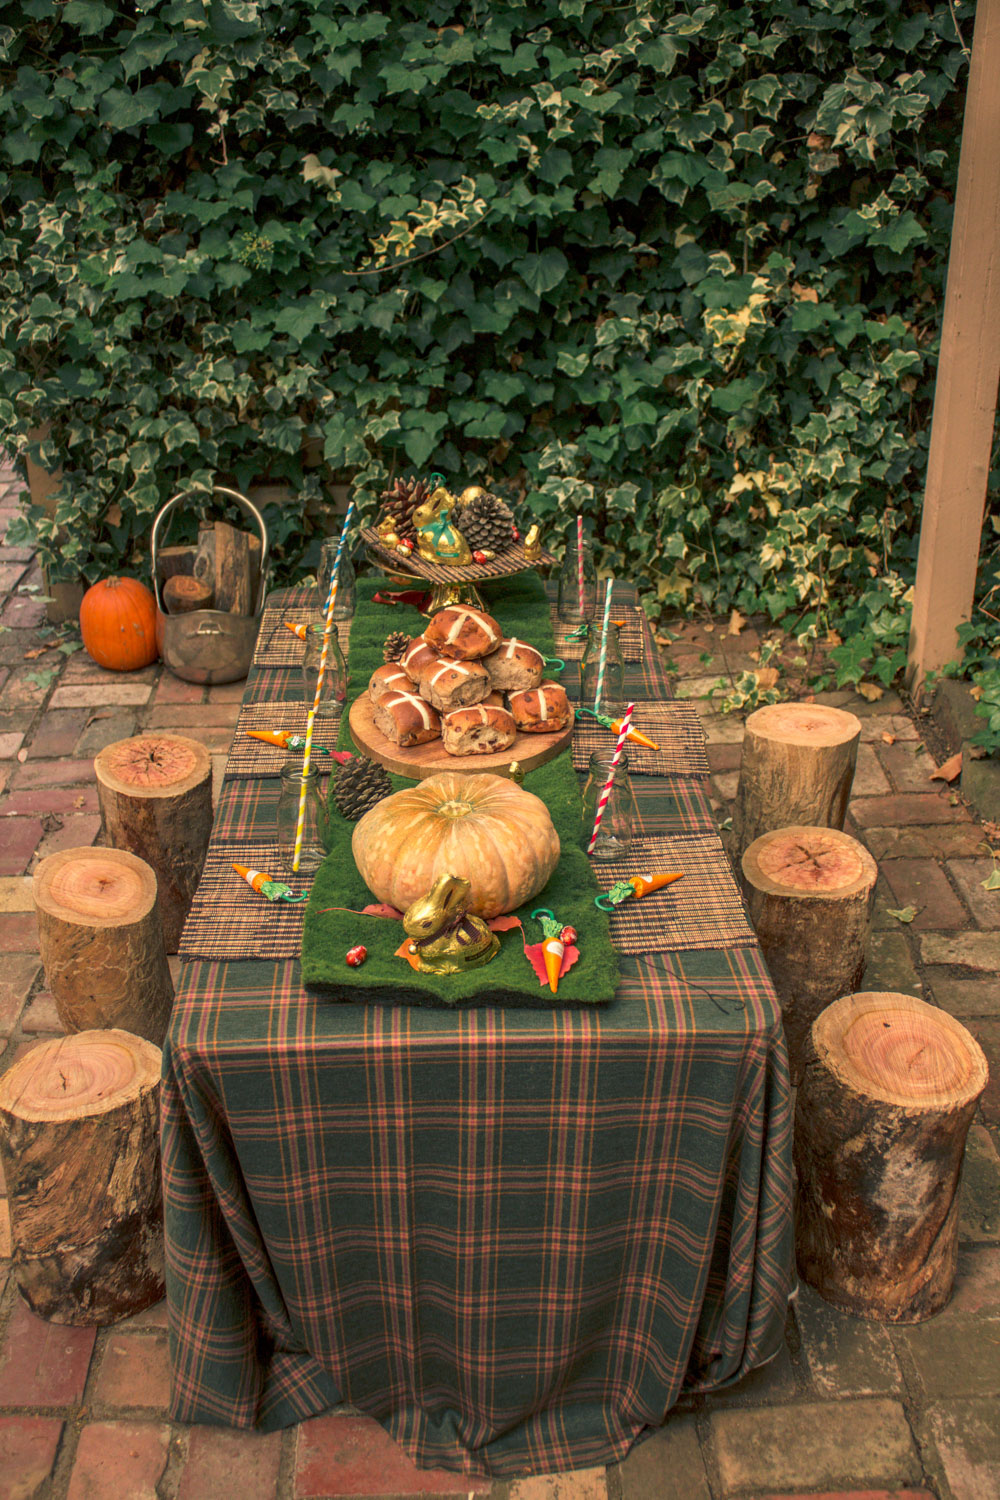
[33,847,174,1045]
[732,703,861,865]
[742,825,878,1083]
[0,1029,165,1324]
[795,991,988,1323]
[95,732,212,952]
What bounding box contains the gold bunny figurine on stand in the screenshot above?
[402,874,500,975]
[412,486,473,565]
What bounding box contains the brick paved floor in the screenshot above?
[0,456,998,1498]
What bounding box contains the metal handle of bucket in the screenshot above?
[151,485,270,613]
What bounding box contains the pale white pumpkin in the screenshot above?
[351,770,560,918]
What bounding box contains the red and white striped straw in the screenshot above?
[587,701,634,854]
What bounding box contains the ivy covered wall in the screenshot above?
[0,0,979,651]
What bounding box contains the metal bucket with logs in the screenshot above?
[151,486,270,683]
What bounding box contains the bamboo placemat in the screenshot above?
[228,701,342,777]
[595,835,756,954]
[252,606,349,668]
[551,608,644,663]
[179,842,311,960]
[572,703,709,777]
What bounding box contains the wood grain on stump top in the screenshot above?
[0,1029,161,1123]
[747,825,876,898]
[96,734,208,797]
[745,702,862,747]
[814,991,988,1111]
[33,847,157,930]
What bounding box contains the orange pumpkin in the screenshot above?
[79,577,159,671]
[352,770,560,918]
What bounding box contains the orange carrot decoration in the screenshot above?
[284,621,308,641]
[231,864,309,903]
[629,871,684,898]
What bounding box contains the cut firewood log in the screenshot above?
[0,1029,165,1324]
[795,991,988,1323]
[741,825,878,1083]
[156,543,197,582]
[213,519,252,615]
[248,532,262,608]
[94,733,212,953]
[193,523,216,592]
[163,574,214,614]
[33,847,174,1044]
[732,703,861,865]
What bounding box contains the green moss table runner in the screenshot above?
[301,574,619,1006]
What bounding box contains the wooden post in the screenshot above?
[94,733,213,952]
[731,704,861,865]
[906,0,1000,694]
[741,825,878,1083]
[795,992,988,1322]
[0,1030,164,1324]
[33,847,174,1045]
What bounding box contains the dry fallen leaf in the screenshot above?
[930,751,962,784]
[16,748,27,763]
[792,282,820,303]
[981,868,1000,892]
[703,623,715,634]
[881,731,897,745]
[970,683,984,702]
[73,796,85,808]
[22,646,48,660]
[756,667,780,690]
[886,905,918,924]
[856,681,884,701]
[727,608,746,637]
[825,629,843,646]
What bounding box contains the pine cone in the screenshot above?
[455,491,515,554]
[331,756,393,821]
[382,630,409,663]
[379,476,430,541]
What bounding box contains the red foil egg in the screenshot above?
[346,945,367,967]
[472,549,487,564]
[560,925,577,945]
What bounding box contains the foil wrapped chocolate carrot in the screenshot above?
[284,621,308,641]
[246,729,332,755]
[575,706,660,751]
[231,864,309,902]
[595,872,684,911]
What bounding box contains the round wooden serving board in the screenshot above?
[348,694,573,780]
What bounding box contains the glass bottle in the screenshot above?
[302,621,348,717]
[277,762,327,874]
[580,622,626,718]
[581,750,638,861]
[319,540,356,620]
[556,532,598,623]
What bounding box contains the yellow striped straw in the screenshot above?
[292,500,355,871]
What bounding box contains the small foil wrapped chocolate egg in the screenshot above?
[346,945,367,967]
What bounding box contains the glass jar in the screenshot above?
[581,750,638,861]
[302,621,348,717]
[277,762,327,874]
[556,531,598,623]
[318,540,356,620]
[580,621,626,718]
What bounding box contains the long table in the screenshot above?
[162,580,794,1477]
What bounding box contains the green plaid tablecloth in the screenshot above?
[163,580,794,1478]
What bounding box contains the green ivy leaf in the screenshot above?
[513,249,569,297]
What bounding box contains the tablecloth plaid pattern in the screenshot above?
[163,576,794,1477]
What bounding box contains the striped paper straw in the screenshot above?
[293,500,355,871]
[587,701,634,854]
[592,576,613,715]
[576,515,584,618]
